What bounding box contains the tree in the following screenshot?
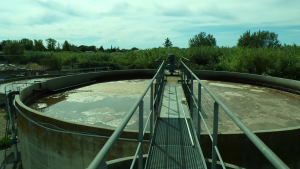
[98,46,104,52]
[70,44,79,52]
[56,42,61,51]
[237,30,281,48]
[20,38,34,50]
[62,40,71,51]
[188,32,216,47]
[163,38,173,48]
[131,47,139,50]
[45,38,57,51]
[34,39,46,51]
[2,40,25,55]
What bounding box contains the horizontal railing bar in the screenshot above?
[214,146,226,169]
[181,61,289,169]
[143,110,153,136]
[153,95,157,106]
[198,111,213,142]
[180,100,194,147]
[182,57,190,62]
[130,143,141,169]
[88,61,165,169]
[185,115,208,169]
[14,103,151,142]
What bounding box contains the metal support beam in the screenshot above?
[6,91,19,162]
[150,83,154,141]
[198,83,201,140]
[212,102,219,169]
[190,73,193,119]
[139,100,144,169]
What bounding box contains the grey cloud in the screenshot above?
[155,4,193,17]
[105,2,137,16]
[32,0,86,17]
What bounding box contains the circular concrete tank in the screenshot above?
[15,70,300,169]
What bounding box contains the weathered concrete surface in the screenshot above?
[199,128,300,169]
[0,148,22,169]
[14,70,300,169]
[192,80,300,132]
[15,70,155,169]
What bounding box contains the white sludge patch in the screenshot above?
[223,92,243,97]
[250,89,264,92]
[37,103,47,108]
[209,83,243,89]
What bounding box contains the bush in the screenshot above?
[0,136,11,149]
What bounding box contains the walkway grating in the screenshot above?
[145,77,206,169]
[146,118,205,169]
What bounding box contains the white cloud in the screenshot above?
[1,0,300,48]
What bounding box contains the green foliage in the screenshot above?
[34,39,46,51]
[237,30,281,48]
[41,53,62,70]
[2,40,25,55]
[62,40,71,51]
[20,38,34,50]
[98,46,104,52]
[78,45,97,52]
[0,136,11,149]
[56,42,62,51]
[189,32,216,47]
[131,47,139,51]
[1,36,299,81]
[45,38,57,51]
[162,38,173,48]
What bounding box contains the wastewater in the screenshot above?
[28,78,300,133]
[30,79,152,131]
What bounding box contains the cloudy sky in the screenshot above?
[1,0,300,49]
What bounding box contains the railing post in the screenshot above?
[139,100,144,169]
[212,102,219,169]
[198,83,201,140]
[150,83,154,141]
[155,76,158,115]
[190,73,193,119]
[183,67,185,94]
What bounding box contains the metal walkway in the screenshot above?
[87,58,289,169]
[145,77,206,169]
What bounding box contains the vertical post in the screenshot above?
[212,102,219,169]
[7,96,18,162]
[139,100,144,169]
[155,76,158,115]
[198,83,201,140]
[190,73,193,119]
[183,67,185,91]
[150,83,154,141]
[158,73,161,105]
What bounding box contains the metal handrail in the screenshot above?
[180,61,289,169]
[87,61,165,169]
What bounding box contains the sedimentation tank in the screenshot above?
[14,70,300,169]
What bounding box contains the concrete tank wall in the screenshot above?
[15,69,300,169]
[193,70,300,169]
[15,70,155,169]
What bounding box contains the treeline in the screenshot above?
[0,30,299,81]
[0,38,139,55]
